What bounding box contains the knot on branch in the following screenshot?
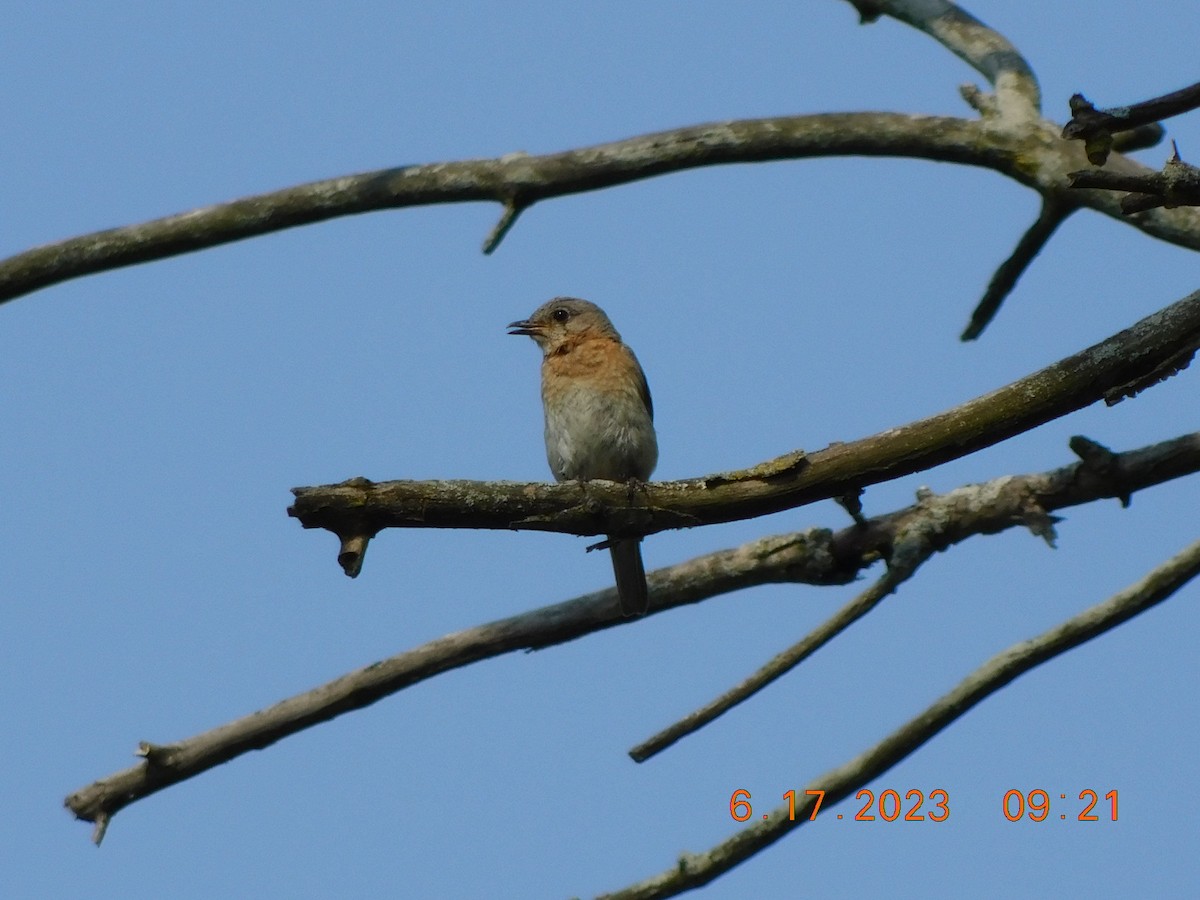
[1070,435,1131,507]
[136,741,185,768]
[1064,82,1200,164]
[1062,93,1118,164]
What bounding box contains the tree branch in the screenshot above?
[1063,81,1200,165]
[846,0,1040,118]
[629,429,1200,761]
[1068,143,1200,213]
[289,290,1200,574]
[0,0,1191,355]
[3,109,1198,308]
[65,429,1200,841]
[605,537,1200,898]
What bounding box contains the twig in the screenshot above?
[1063,81,1200,164]
[1110,123,1167,155]
[481,198,526,254]
[604,538,1200,898]
[629,563,921,762]
[962,197,1076,340]
[1068,143,1200,213]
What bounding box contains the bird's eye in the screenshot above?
[551,307,571,323]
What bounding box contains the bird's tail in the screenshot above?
[608,537,649,617]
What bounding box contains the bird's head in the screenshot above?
[507,297,620,353]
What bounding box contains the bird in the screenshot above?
[508,297,658,616]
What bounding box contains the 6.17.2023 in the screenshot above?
[729,788,950,823]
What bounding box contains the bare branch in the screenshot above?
[65,430,1200,840]
[1109,123,1167,155]
[481,197,526,254]
[0,114,962,305]
[0,0,1190,360]
[956,117,1160,342]
[290,290,1200,573]
[962,197,1076,340]
[607,538,1200,898]
[1068,144,1200,213]
[3,110,1200,308]
[1063,82,1200,164]
[846,0,1040,117]
[631,429,1200,761]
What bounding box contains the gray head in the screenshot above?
[507,297,621,352]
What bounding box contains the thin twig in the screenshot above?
[481,198,526,254]
[629,562,922,762]
[1068,144,1200,213]
[962,197,1076,340]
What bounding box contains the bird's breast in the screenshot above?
[539,340,657,482]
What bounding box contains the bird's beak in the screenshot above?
[507,319,538,336]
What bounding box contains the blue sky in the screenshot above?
[3,3,1198,897]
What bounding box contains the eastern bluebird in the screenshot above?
[508,297,658,616]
